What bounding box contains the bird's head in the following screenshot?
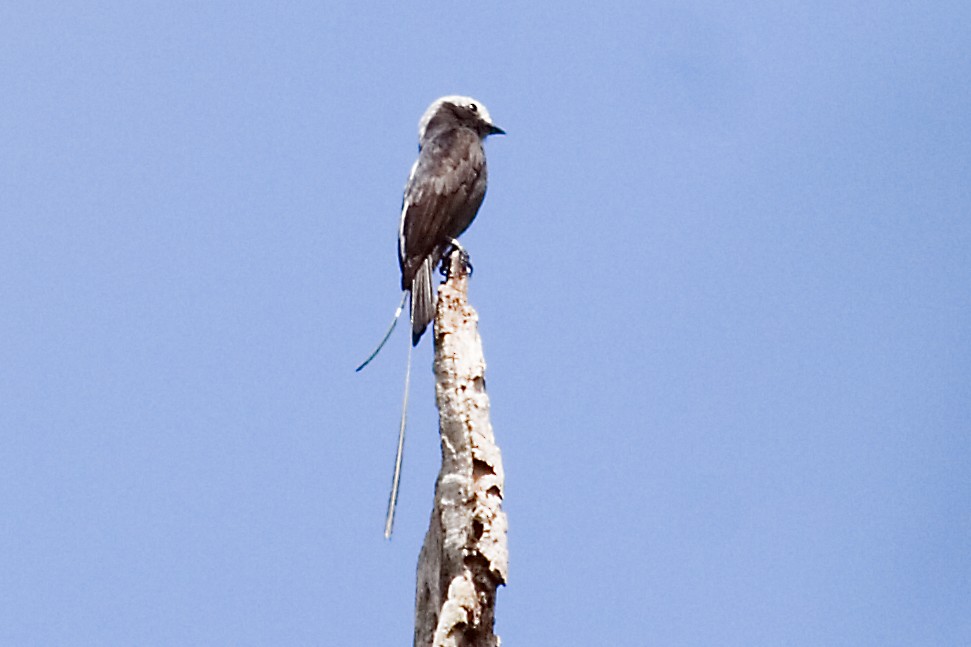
[418,95,505,145]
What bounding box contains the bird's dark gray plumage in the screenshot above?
[357,96,502,539]
[399,96,504,344]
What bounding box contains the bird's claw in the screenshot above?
[439,242,473,279]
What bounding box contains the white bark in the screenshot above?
[414,251,507,647]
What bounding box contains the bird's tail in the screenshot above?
[384,312,413,539]
[355,291,408,372]
[410,255,436,346]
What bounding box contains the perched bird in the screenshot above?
[357,96,504,538]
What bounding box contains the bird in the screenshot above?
[356,95,504,538]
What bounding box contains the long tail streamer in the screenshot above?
[384,300,414,539]
[356,291,408,372]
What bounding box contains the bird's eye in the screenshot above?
[469,103,478,112]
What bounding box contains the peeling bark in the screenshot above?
[414,251,507,647]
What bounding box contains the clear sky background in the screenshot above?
[1,2,969,645]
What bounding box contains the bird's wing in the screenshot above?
[398,129,487,289]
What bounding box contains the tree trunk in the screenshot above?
[413,250,508,647]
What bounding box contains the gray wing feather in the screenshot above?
[399,130,487,286]
[398,127,488,345]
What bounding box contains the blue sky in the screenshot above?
[1,2,969,645]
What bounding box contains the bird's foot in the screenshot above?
[440,238,473,278]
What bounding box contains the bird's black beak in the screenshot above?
[488,124,506,136]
